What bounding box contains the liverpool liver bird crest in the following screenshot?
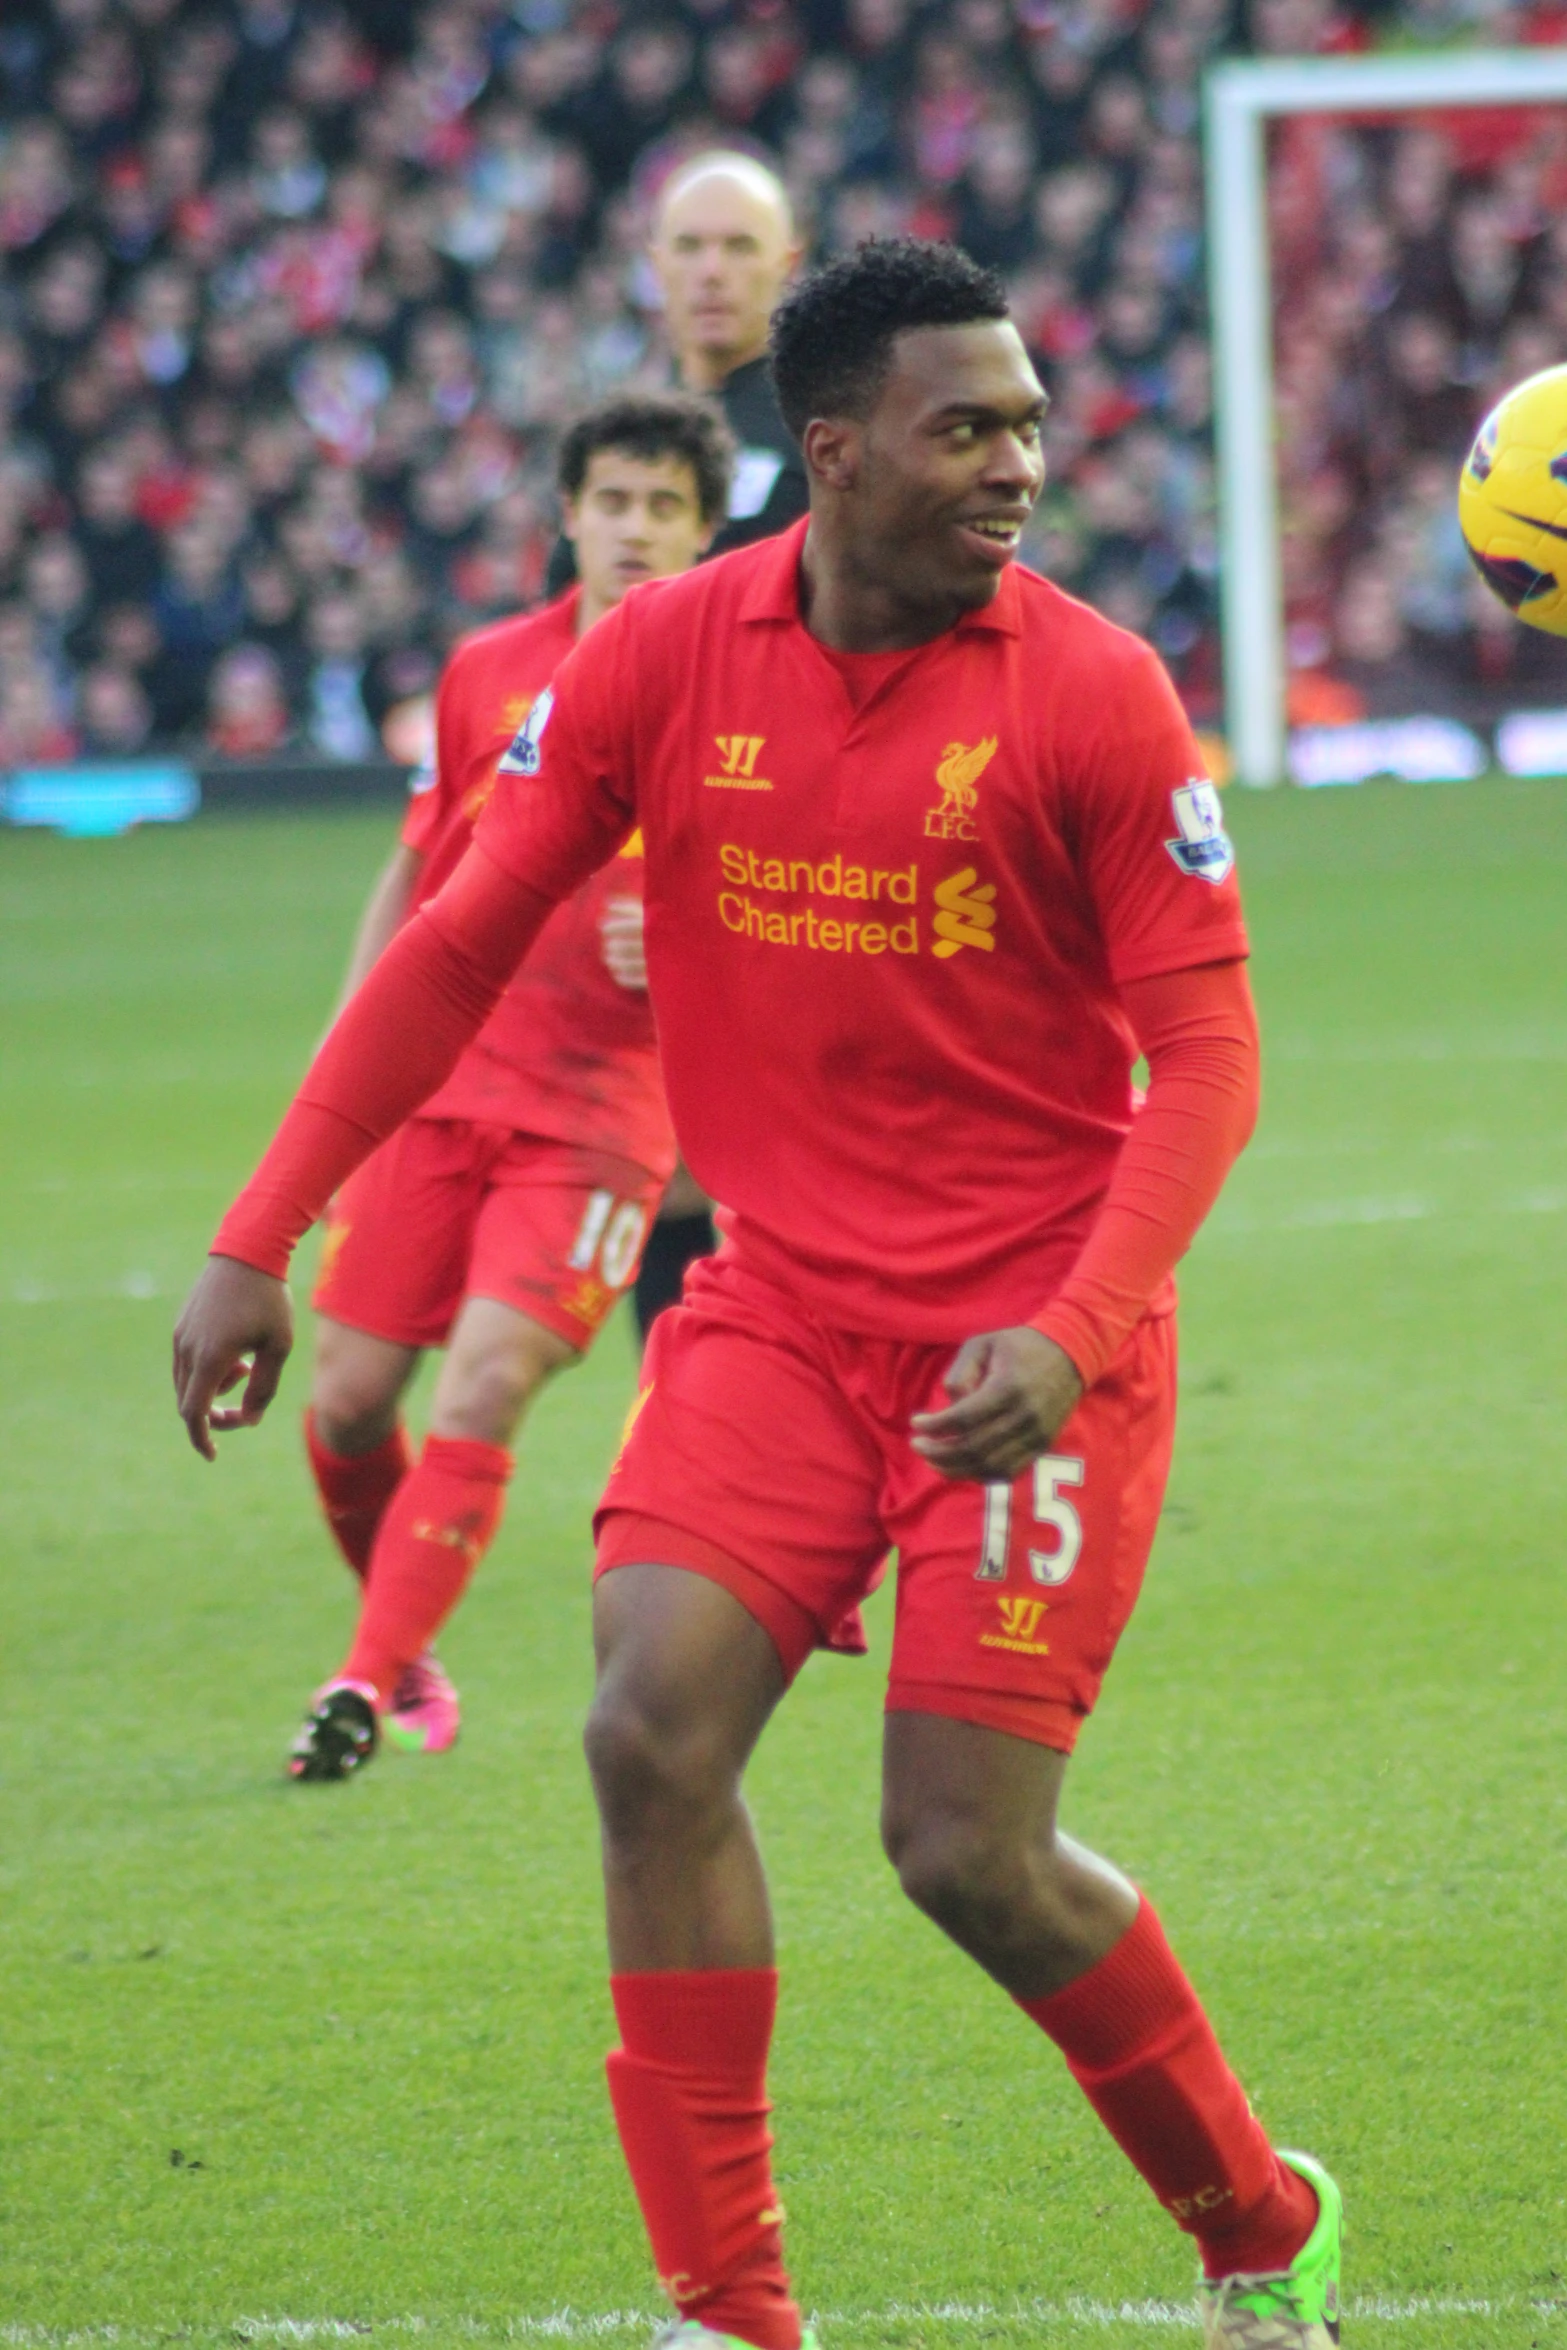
[925,736,997,838]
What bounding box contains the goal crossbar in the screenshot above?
[1203,48,1567,785]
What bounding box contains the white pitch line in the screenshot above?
[5,2294,1564,2346]
[2,1274,167,1306]
[1209,1185,1567,1238]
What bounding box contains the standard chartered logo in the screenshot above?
[931,868,998,957]
[715,844,997,960]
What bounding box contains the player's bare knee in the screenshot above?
[433,1313,572,1447]
[584,1682,735,1848]
[313,1396,389,1451]
[435,1355,536,1446]
[889,1809,1020,1925]
[887,1804,1084,1965]
[311,1349,404,1452]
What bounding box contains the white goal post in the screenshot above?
[1203,47,1567,786]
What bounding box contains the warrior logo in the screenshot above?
[704,735,772,789]
[979,1592,1051,1655]
[997,1595,1046,1643]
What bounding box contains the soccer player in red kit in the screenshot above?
[175,245,1344,2345]
[289,392,734,1781]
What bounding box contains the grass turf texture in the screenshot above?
[2,784,1565,2350]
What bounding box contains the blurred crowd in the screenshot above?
[2,0,1567,767]
[1275,103,1567,725]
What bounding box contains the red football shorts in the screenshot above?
[595,1254,1176,1753]
[312,1116,664,1352]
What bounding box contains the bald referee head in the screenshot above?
[650,151,802,396]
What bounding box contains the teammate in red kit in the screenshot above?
[288,392,734,1781]
[175,246,1343,2346]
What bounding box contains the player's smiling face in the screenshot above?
[851,320,1046,611]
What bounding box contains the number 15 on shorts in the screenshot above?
[977,1456,1084,1585]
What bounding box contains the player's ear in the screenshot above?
[560,495,580,546]
[803,417,859,492]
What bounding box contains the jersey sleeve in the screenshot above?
[1030,958,1259,1385]
[1066,636,1248,986]
[473,599,637,901]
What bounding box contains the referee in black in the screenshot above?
[646,150,806,555]
[571,153,807,1338]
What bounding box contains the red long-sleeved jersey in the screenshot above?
[217,525,1257,1383]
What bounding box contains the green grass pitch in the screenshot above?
[2,782,1565,2350]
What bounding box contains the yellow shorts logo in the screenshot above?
[316,1218,350,1282]
[932,867,998,957]
[981,1592,1050,1655]
[562,1271,613,1329]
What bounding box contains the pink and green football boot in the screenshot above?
[383,1653,461,1754]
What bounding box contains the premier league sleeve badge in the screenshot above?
[498,686,556,778]
[1165,778,1235,883]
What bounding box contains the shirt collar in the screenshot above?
[737,517,1022,640]
[737,517,811,623]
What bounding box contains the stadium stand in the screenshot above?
[1,0,1565,765]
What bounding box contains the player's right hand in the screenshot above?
[172,1255,294,1461]
[910,1325,1083,1482]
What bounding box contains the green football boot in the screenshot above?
[651,2326,820,2350]
[1198,2151,1343,2347]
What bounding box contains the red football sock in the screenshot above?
[1018,1901,1318,2279]
[304,1408,412,1581]
[339,1434,511,1702]
[607,1969,801,2350]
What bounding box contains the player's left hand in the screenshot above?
[910,1326,1083,1483]
[172,1254,294,1461]
[600,896,647,989]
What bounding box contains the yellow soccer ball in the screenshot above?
[1458,363,1567,635]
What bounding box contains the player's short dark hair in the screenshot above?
[557,392,734,525]
[769,239,1010,439]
